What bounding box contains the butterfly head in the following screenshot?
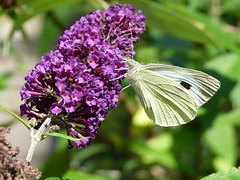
[126,58,141,72]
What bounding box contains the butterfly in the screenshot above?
[127,58,220,127]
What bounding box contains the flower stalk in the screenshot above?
[26,114,53,163]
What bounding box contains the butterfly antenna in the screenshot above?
[110,23,134,90]
[115,23,135,90]
[109,74,128,81]
[111,24,133,73]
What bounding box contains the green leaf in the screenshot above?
[204,125,237,168]
[43,132,89,141]
[64,169,115,180]
[205,53,240,81]
[0,73,12,91]
[135,45,160,64]
[122,0,239,54]
[202,167,240,180]
[41,147,70,179]
[213,157,234,171]
[0,104,30,130]
[127,132,177,169]
[72,143,109,162]
[132,106,152,127]
[187,0,210,11]
[10,0,88,38]
[0,7,3,14]
[212,108,240,126]
[222,0,240,17]
[230,81,240,108]
[45,177,70,180]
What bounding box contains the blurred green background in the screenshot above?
[1,0,240,179]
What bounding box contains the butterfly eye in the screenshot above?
[180,81,192,90]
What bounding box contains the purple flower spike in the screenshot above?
[20,3,146,149]
[50,102,63,114]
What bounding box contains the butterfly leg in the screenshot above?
[115,68,128,71]
[121,84,131,91]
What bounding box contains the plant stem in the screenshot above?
[46,11,65,33]
[26,114,53,163]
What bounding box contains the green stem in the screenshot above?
[0,104,30,130]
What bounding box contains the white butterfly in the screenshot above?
[127,58,220,127]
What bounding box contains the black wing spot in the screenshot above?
[180,81,191,90]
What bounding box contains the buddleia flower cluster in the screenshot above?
[20,3,146,149]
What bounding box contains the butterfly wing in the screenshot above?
[139,63,221,107]
[129,69,199,126]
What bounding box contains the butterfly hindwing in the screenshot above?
[129,68,199,126]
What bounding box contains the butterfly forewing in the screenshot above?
[129,68,199,126]
[140,63,220,107]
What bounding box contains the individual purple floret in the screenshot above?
[20,3,146,149]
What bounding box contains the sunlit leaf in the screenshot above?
[205,53,240,81]
[45,177,70,180]
[135,45,160,63]
[213,157,233,171]
[212,108,240,126]
[202,167,240,180]
[230,81,240,108]
[127,132,177,169]
[222,0,240,17]
[10,0,88,38]
[122,0,239,55]
[204,125,237,168]
[64,169,115,180]
[132,106,152,127]
[0,73,12,91]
